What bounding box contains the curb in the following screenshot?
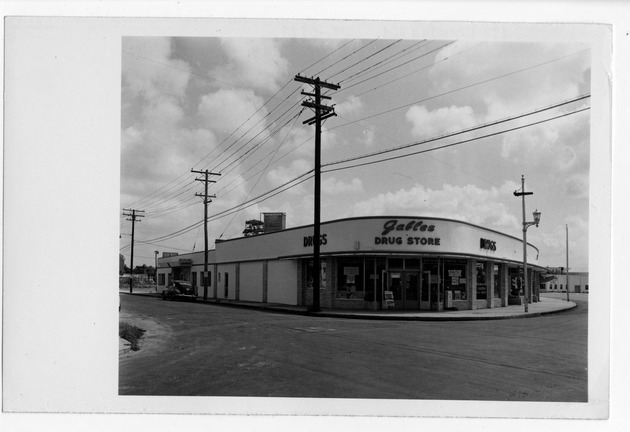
[120,292,578,322]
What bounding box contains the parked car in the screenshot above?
[162,280,197,301]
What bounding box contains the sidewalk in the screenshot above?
[120,287,577,321]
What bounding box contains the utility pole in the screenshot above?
[295,74,340,312]
[191,169,221,301]
[122,208,144,293]
[513,175,541,313]
[566,224,570,303]
[154,250,159,292]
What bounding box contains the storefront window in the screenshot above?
[389,258,404,269]
[406,258,420,269]
[476,262,488,300]
[444,259,467,301]
[509,267,523,297]
[493,264,501,298]
[336,258,364,299]
[305,259,327,290]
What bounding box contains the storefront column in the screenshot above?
[468,259,477,310]
[235,263,240,301]
[212,264,218,299]
[324,257,334,308]
[500,264,509,307]
[532,269,539,302]
[262,260,268,303]
[486,261,494,309]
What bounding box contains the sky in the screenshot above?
[119,36,591,272]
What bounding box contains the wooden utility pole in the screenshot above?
[294,74,340,312]
[191,169,221,300]
[566,224,570,303]
[514,175,534,313]
[122,208,144,293]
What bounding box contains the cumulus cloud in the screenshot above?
[218,38,289,92]
[267,158,312,191]
[322,177,363,194]
[122,37,191,101]
[500,113,589,197]
[336,96,363,117]
[197,88,267,138]
[351,182,519,230]
[406,104,478,139]
[430,41,590,117]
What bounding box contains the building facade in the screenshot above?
[541,272,589,293]
[157,216,545,311]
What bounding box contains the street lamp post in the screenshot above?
[514,175,541,313]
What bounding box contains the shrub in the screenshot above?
[119,322,146,351]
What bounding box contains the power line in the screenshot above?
[325,94,590,168]
[125,85,304,214]
[300,39,356,75]
[219,111,304,238]
[337,41,455,94]
[335,39,429,85]
[326,39,403,81]
[330,48,590,132]
[135,103,590,246]
[337,41,477,104]
[323,106,590,174]
[311,39,379,78]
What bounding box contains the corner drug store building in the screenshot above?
[156,216,544,311]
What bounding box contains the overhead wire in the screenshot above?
[325,39,403,81]
[218,108,305,238]
[310,39,379,78]
[299,39,356,75]
[325,94,591,168]
[323,106,590,174]
[334,39,429,85]
[124,40,590,250]
[136,95,589,244]
[329,48,590,132]
[125,81,305,213]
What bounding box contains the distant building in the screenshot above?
[541,272,589,293]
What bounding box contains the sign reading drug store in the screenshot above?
[374,219,441,247]
[294,217,535,265]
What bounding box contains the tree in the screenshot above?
[133,264,155,279]
[119,254,126,275]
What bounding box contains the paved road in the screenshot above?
[119,294,587,401]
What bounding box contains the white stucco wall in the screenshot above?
[267,260,298,305]
[238,261,264,302]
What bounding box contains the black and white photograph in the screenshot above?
[2,2,627,431]
[119,34,592,401]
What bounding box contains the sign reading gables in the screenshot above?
[375,219,440,247]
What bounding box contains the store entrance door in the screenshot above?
[388,272,421,310]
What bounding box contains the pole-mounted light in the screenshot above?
[514,176,541,313]
[532,209,541,227]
